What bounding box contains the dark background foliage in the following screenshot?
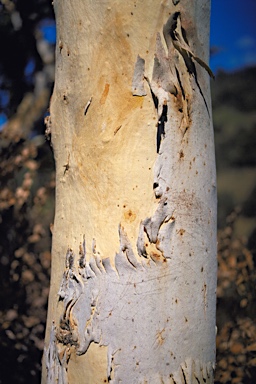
[0,1,255,383]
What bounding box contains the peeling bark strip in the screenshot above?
[163,12,213,116]
[163,12,214,79]
[44,2,216,383]
[142,11,214,153]
[132,55,147,96]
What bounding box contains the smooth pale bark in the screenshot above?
[42,1,217,383]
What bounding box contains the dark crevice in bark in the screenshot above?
[146,79,167,153]
[175,67,185,99]
[163,12,180,45]
[181,366,188,384]
[194,71,211,117]
[107,356,113,382]
[148,85,159,110]
[157,103,167,153]
[181,26,190,46]
[84,97,92,115]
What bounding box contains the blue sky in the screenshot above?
[210,0,256,72]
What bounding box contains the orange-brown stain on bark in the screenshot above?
[123,209,136,223]
[100,83,110,105]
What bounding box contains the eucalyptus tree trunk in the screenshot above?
[42,0,217,383]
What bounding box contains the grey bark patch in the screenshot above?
[132,55,147,96]
[152,33,177,96]
[48,243,176,381]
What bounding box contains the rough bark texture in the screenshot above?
[42,0,217,383]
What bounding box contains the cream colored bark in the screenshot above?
[42,1,217,383]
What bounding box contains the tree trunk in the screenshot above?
[42,0,217,383]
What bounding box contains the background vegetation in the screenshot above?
[0,2,255,383]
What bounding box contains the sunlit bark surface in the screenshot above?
[42,1,217,383]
